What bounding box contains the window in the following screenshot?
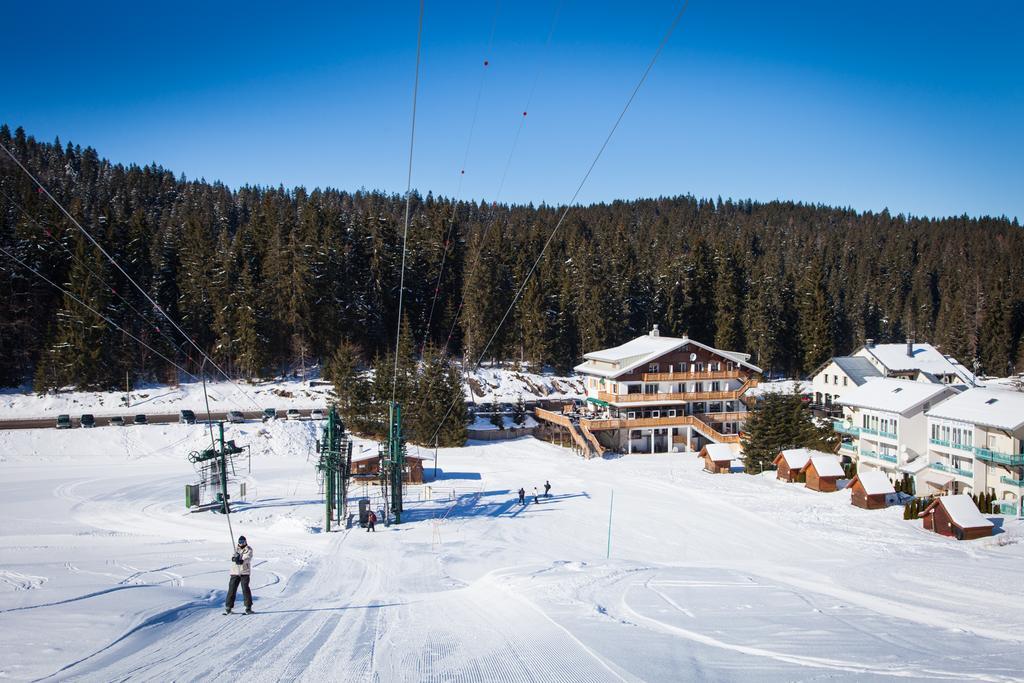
[627,412,636,420]
[726,361,734,371]
[697,362,705,372]
[651,410,660,418]
[710,381,721,392]
[677,383,686,393]
[824,375,830,384]
[667,409,677,417]
[648,363,659,373]
[843,376,848,386]
[644,384,658,394]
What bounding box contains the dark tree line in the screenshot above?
[2,125,1023,394]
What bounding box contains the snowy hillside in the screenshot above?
[1,423,1022,681]
[0,367,583,422]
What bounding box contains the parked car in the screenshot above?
[56,414,72,429]
[227,410,245,424]
[262,408,277,421]
[310,408,326,421]
[109,416,125,427]
[80,414,96,428]
[133,414,148,425]
[286,408,301,421]
[179,409,197,425]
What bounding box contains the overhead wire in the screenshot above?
[0,186,190,364]
[0,244,200,382]
[420,0,503,356]
[391,0,426,405]
[427,1,692,445]
[0,142,264,411]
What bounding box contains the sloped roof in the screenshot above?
[831,356,883,386]
[774,448,812,470]
[804,455,845,478]
[857,343,975,384]
[702,443,736,462]
[575,331,762,379]
[836,378,955,415]
[851,470,895,496]
[925,387,1024,431]
[925,494,994,529]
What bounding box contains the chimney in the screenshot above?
[865,338,874,349]
[650,324,660,337]
[906,337,914,358]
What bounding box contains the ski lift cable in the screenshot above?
[0,244,200,382]
[429,0,564,361]
[0,186,188,359]
[420,0,503,354]
[0,143,263,411]
[426,1,691,445]
[391,0,426,406]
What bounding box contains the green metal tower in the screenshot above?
[187,422,246,513]
[317,406,351,532]
[382,401,406,524]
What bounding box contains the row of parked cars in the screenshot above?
[56,408,327,428]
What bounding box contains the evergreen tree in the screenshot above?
[740,388,837,472]
[512,394,526,426]
[488,398,504,430]
[797,262,834,374]
[713,252,746,351]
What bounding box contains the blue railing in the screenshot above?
[929,438,950,447]
[1000,475,1024,488]
[832,420,860,436]
[879,430,897,439]
[931,461,973,478]
[974,447,1024,467]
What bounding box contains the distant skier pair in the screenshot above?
[224,535,254,615]
[518,481,551,505]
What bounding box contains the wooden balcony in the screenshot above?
[641,369,743,382]
[597,378,758,405]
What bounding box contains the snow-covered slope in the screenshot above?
[0,367,583,422]
[1,423,1022,681]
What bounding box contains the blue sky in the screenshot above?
[4,1,1022,220]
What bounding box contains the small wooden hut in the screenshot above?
[848,470,896,509]
[801,455,846,492]
[920,494,994,541]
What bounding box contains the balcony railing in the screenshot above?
[840,441,858,452]
[879,430,898,440]
[994,501,1018,515]
[974,446,1024,467]
[930,438,950,447]
[931,461,973,479]
[641,369,742,382]
[861,449,896,463]
[861,427,879,436]
[951,442,973,453]
[1000,475,1024,488]
[832,420,860,436]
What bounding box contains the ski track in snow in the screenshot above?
[0,429,1022,681]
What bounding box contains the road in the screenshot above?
[0,408,320,431]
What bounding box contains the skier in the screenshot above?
[367,509,377,532]
[533,486,540,504]
[544,480,551,498]
[518,487,526,505]
[224,535,253,615]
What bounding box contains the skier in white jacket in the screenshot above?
[224,536,254,614]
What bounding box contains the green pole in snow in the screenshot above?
[606,489,614,559]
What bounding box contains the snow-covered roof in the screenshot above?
[574,328,762,379]
[351,452,431,464]
[775,448,812,469]
[899,457,932,475]
[702,443,736,462]
[856,343,975,384]
[830,356,883,386]
[804,455,845,478]
[926,494,994,529]
[925,387,1024,432]
[852,470,895,496]
[836,378,954,415]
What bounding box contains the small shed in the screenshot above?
[773,448,812,482]
[801,455,846,492]
[350,452,430,484]
[848,470,896,509]
[921,497,991,540]
[920,494,994,540]
[700,443,736,474]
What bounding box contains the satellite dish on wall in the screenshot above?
[689,353,697,361]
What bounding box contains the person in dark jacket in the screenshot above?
[544,480,551,498]
[224,535,253,614]
[367,510,377,532]
[518,488,526,505]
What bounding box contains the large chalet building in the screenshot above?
[536,326,761,457]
